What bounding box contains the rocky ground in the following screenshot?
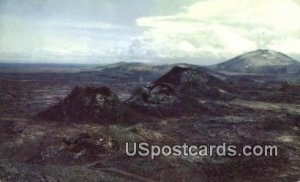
[0,64,299,181]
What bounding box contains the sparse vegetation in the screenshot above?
[0,59,299,181]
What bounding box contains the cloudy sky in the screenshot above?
[0,0,299,64]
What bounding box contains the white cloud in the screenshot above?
[47,20,126,30]
[135,0,300,63]
[269,38,300,55]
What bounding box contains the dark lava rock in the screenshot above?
[126,66,232,117]
[31,133,120,163]
[61,133,119,160]
[38,86,121,123]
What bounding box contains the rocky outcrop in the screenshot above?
[38,86,121,123]
[37,132,120,163]
[38,66,233,120]
[126,66,232,117]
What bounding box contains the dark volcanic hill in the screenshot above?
[92,62,159,82]
[38,86,121,123]
[126,66,231,117]
[214,49,298,74]
[278,62,300,74]
[95,62,201,82]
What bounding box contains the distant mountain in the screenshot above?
[95,61,201,82]
[277,62,300,74]
[213,49,298,74]
[95,62,158,82]
[126,66,231,117]
[98,62,152,71]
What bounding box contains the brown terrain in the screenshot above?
[0,50,299,181]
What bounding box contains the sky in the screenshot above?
[0,0,299,64]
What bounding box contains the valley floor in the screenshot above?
[0,69,299,181]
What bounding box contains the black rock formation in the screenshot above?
[126,66,232,117]
[38,86,121,123]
